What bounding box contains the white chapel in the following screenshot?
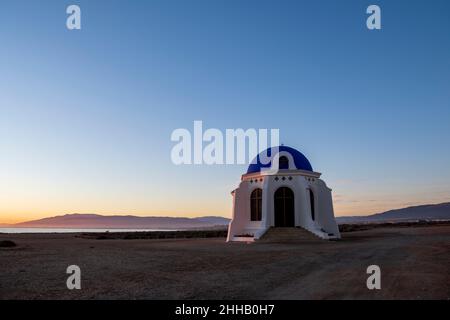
[227,146,340,242]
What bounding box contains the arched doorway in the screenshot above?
[274,187,295,227]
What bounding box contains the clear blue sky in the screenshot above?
[1,0,449,222]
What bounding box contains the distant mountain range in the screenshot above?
[1,202,449,229]
[7,214,231,230]
[336,202,450,224]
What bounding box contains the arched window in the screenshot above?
[250,188,262,221]
[309,189,315,221]
[279,156,289,169]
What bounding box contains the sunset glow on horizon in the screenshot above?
[1,192,449,224]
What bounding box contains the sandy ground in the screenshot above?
[1,225,449,300]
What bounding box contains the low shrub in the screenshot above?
[0,240,17,248]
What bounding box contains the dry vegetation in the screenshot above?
[0,240,16,248]
[77,229,228,240]
[338,220,450,233]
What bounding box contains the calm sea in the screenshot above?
[0,228,175,234]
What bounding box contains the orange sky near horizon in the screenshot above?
[1,196,448,224]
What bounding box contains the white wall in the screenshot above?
[227,173,340,241]
[227,178,265,240]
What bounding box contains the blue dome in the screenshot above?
[246,146,313,174]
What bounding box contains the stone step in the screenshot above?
[257,227,323,243]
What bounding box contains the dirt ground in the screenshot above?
[1,225,449,300]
